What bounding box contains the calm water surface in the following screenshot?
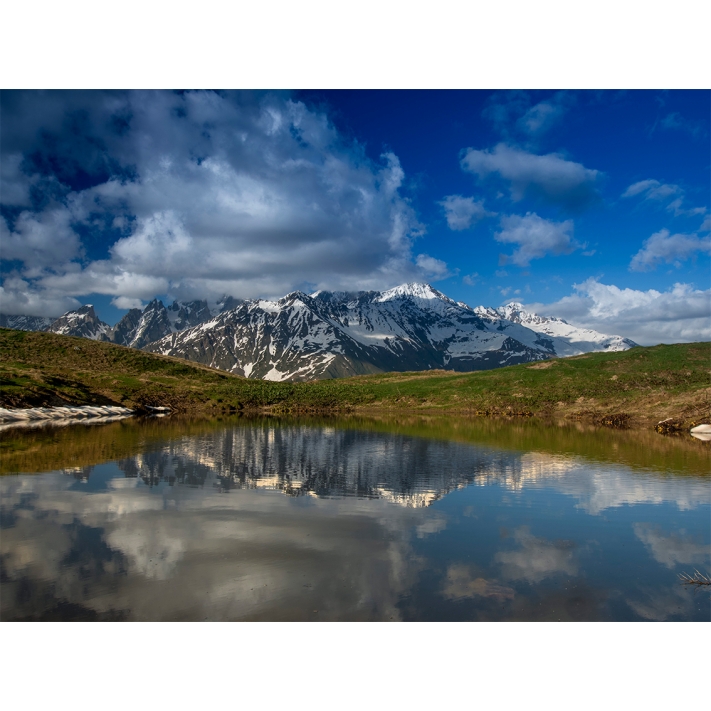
[1,416,709,621]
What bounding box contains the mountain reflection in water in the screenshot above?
[1,417,709,621]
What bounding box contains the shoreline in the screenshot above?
[2,329,709,435]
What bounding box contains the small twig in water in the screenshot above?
[679,570,711,587]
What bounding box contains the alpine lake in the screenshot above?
[1,413,709,622]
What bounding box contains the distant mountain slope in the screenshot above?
[0,314,54,331]
[1,283,637,381]
[107,299,217,348]
[474,302,637,357]
[46,305,110,340]
[4,299,221,348]
[145,283,637,381]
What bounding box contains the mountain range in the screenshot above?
[0,283,636,380]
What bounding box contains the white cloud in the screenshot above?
[529,278,711,345]
[0,276,81,317]
[0,210,82,269]
[665,199,707,218]
[622,179,707,218]
[439,195,494,230]
[622,179,681,201]
[415,253,453,279]
[630,228,711,271]
[461,143,600,210]
[1,91,434,312]
[495,212,577,267]
[111,296,144,310]
[462,272,478,286]
[37,261,170,301]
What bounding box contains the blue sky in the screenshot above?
[0,89,709,343]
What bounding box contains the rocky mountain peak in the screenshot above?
[375,282,449,303]
[47,304,109,340]
[4,283,638,380]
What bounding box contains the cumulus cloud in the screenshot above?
[0,91,447,315]
[495,212,577,267]
[461,143,601,211]
[630,228,711,271]
[0,275,81,317]
[439,195,494,230]
[0,210,82,269]
[529,278,711,345]
[111,296,144,310]
[462,272,479,286]
[415,253,454,279]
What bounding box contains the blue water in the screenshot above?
[1,419,709,621]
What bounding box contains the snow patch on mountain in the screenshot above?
[475,302,636,356]
[375,282,451,302]
[3,283,637,381]
[0,314,55,331]
[47,305,110,340]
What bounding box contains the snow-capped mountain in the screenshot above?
[145,283,637,381]
[1,298,227,346]
[0,314,55,331]
[2,283,637,380]
[46,305,110,340]
[106,299,218,348]
[474,302,637,357]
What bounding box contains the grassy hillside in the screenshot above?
[1,328,709,426]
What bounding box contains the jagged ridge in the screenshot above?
[1,284,637,381]
[145,284,636,380]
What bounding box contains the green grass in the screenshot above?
[1,328,709,426]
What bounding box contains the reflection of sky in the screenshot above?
[1,424,709,621]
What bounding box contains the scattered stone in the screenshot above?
[597,413,631,428]
[654,418,685,434]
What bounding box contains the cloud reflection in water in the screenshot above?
[1,422,709,621]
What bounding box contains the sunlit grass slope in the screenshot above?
[1,328,709,425]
